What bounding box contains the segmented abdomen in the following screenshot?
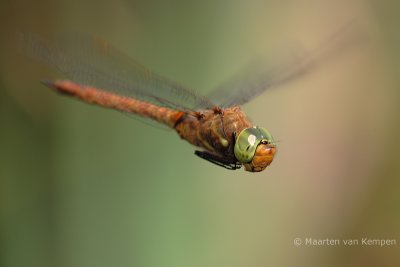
[47,80,185,128]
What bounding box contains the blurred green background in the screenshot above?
[1,0,399,266]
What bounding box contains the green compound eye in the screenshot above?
[234,126,275,163]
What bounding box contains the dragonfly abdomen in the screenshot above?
[45,80,185,128]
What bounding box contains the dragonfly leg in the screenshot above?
[194,150,242,170]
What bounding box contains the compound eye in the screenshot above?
[234,130,259,163]
[234,126,276,164]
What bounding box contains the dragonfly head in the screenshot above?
[234,126,276,172]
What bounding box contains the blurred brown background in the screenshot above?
[1,0,399,266]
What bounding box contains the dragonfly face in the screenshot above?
[234,126,276,172]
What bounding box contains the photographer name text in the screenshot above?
[294,237,397,247]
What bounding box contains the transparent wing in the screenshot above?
[19,32,215,112]
[207,22,365,107]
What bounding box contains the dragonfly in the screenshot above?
[20,25,359,172]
